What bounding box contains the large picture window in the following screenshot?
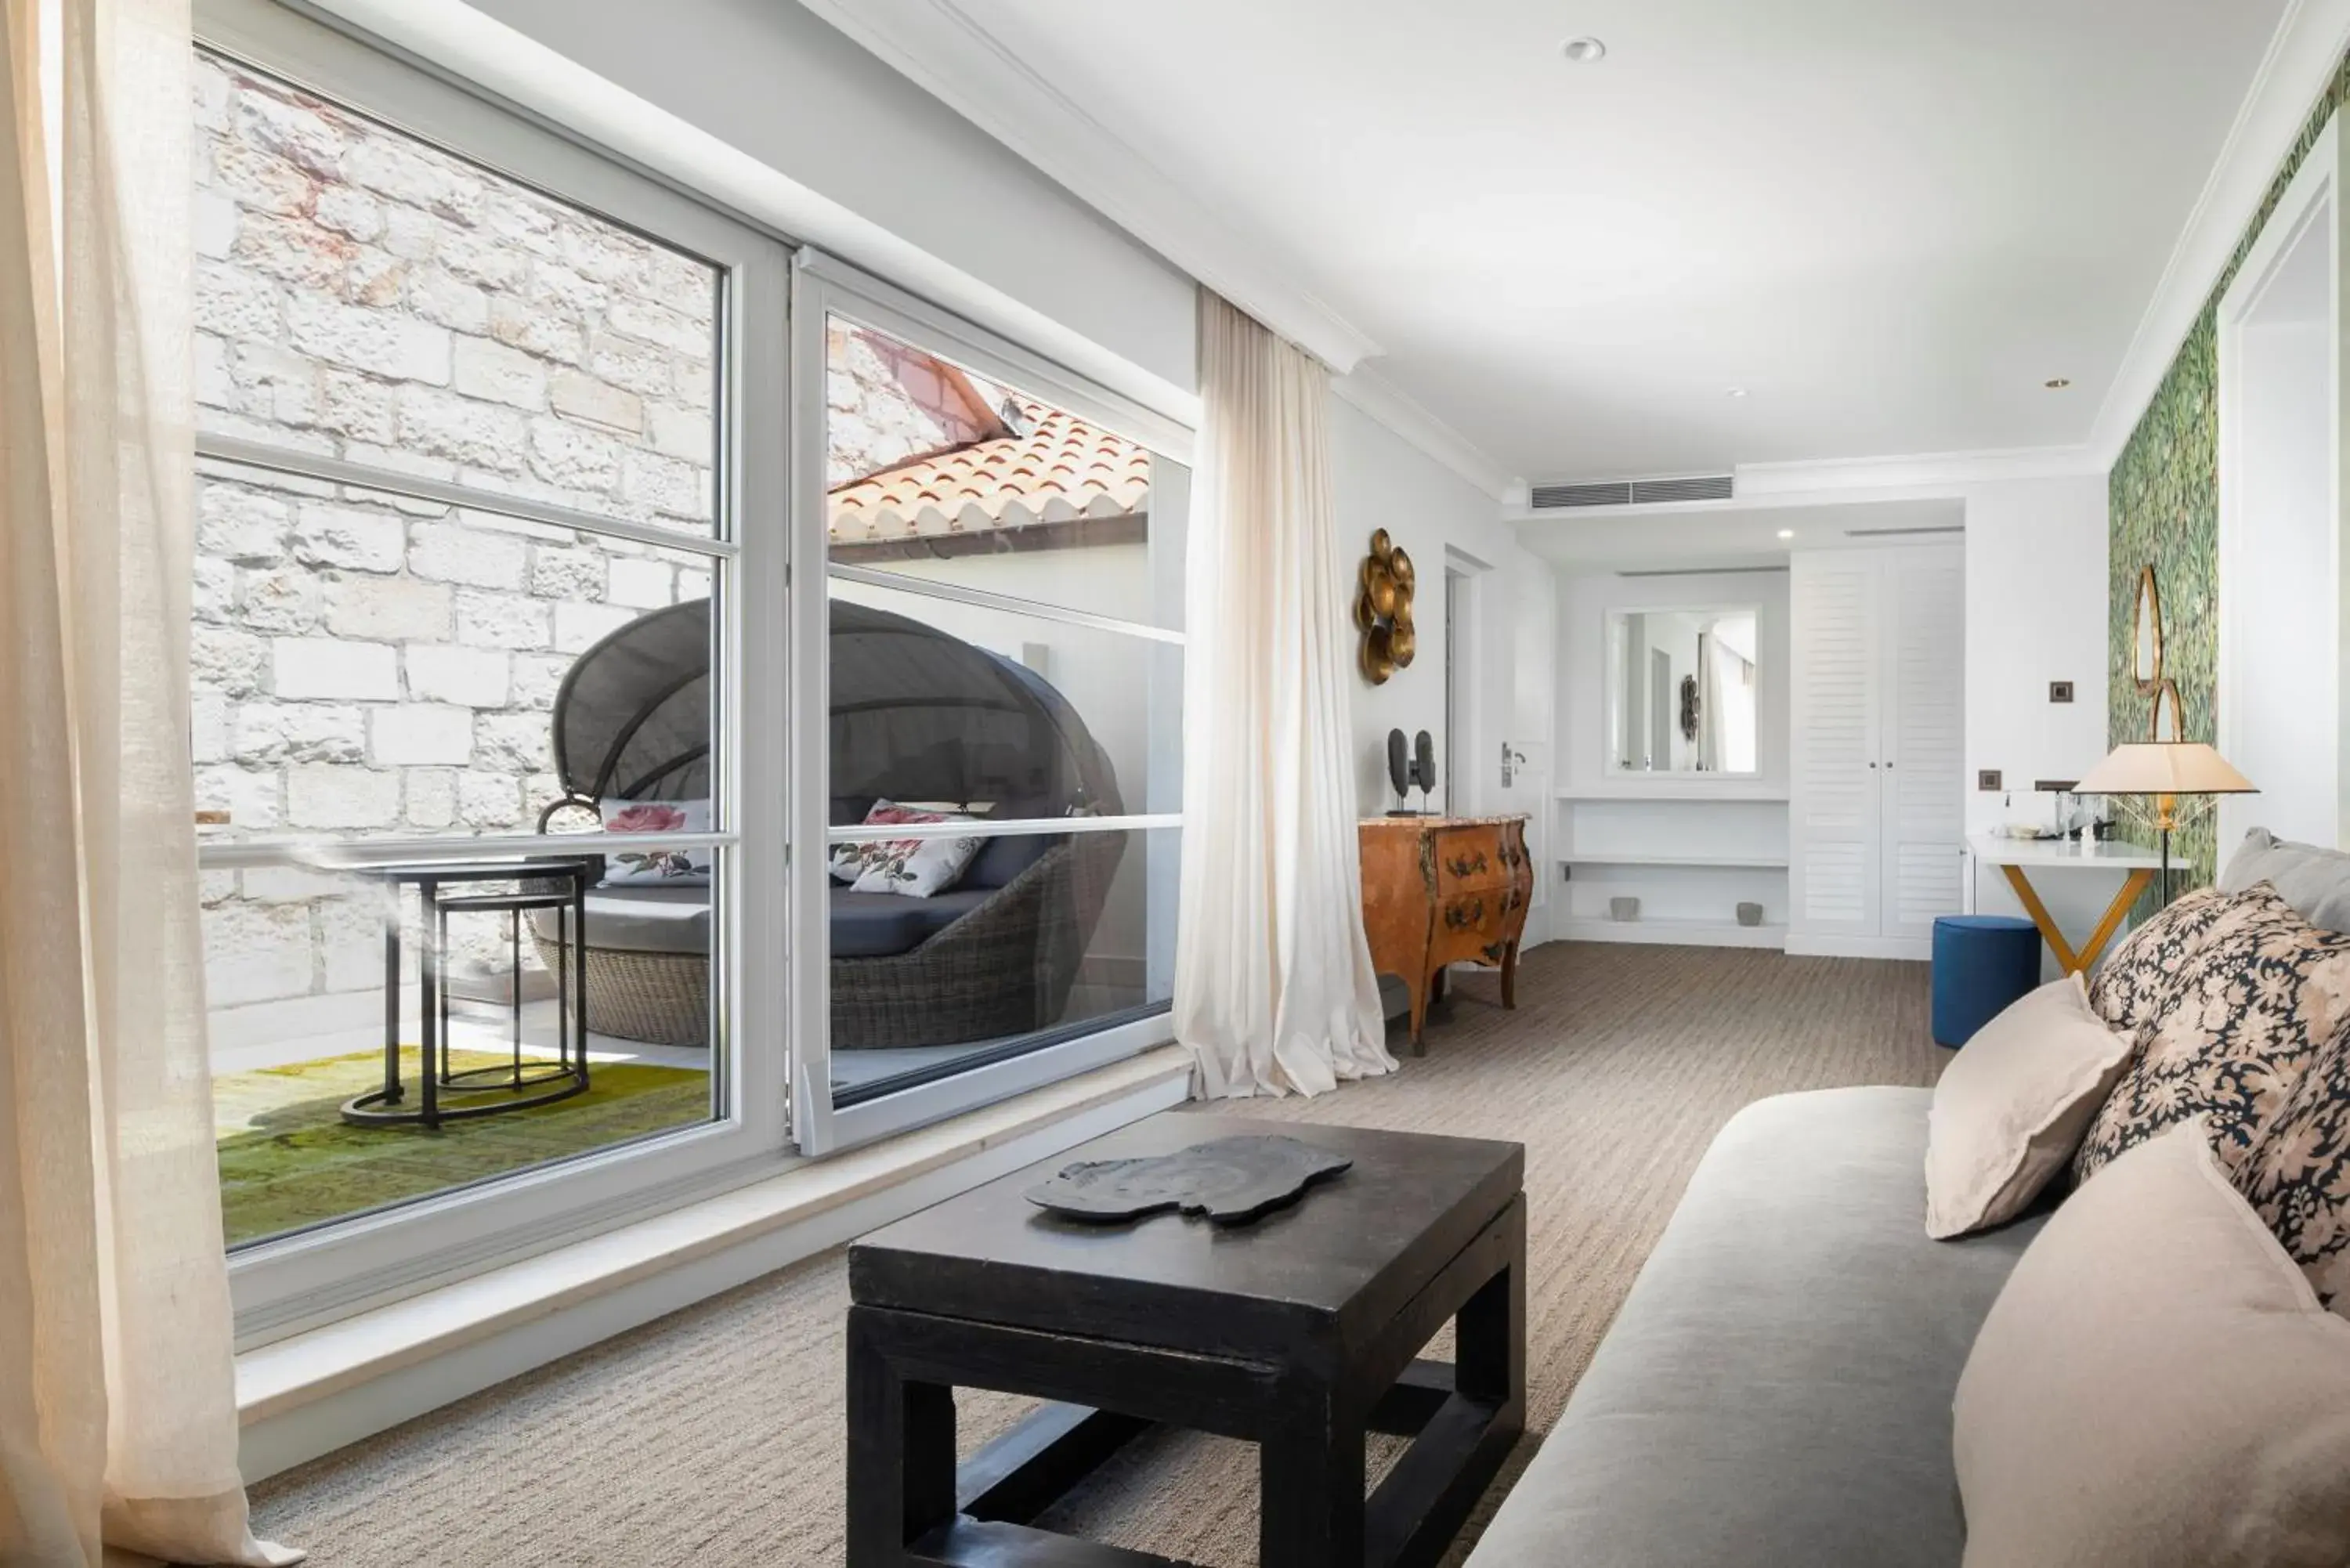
[193,0,786,1338]
[191,0,1190,1332]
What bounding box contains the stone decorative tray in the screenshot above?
[1024,1133,1354,1226]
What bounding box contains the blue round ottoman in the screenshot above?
[1931,914,2042,1048]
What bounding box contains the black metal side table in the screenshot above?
[341,857,598,1129]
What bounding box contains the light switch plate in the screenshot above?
[1978,769,2003,791]
[2049,681,2074,703]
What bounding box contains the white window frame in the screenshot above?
[787,254,1190,1155]
[196,0,794,1345]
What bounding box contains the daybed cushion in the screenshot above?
[528,884,709,956]
[1466,1086,2044,1568]
[827,887,992,958]
[529,883,1002,961]
[964,830,1054,891]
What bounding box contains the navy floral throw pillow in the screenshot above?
[2236,1021,2350,1317]
[2071,884,2350,1189]
[2084,883,2236,1035]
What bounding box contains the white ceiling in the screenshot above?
[883,0,2290,483]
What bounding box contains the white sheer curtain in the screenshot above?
[0,1,295,1561]
[1174,292,1394,1098]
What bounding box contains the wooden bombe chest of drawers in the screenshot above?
[1358,815,1532,1053]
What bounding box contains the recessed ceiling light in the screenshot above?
[1726,387,1749,399]
[1561,36,1608,63]
[2044,378,2072,390]
[1776,529,1795,540]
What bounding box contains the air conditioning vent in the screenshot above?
[1632,474,1734,504]
[1530,480,1633,509]
[1620,565,1790,579]
[1529,474,1734,509]
[1843,524,1965,538]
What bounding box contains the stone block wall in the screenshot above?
[192,53,719,1018]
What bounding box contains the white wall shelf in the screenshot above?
[1552,569,1795,951]
[1562,852,1789,869]
[1554,786,1791,803]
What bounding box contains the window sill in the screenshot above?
[236,1046,1191,1434]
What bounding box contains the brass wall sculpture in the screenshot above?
[1354,529,1417,685]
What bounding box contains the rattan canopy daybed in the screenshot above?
[532,597,1125,1050]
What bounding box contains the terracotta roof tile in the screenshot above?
[827,393,1152,543]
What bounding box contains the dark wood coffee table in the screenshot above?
[846,1111,1526,1568]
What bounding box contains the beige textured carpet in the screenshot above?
[251,943,1946,1566]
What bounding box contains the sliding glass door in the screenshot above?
[788,260,1190,1154]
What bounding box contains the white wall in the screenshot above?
[464,0,1198,394]
[1331,397,1549,810]
[1960,474,2120,964]
[1328,391,1556,936]
[2222,255,2334,852]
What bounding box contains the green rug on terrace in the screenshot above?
[216,1047,710,1247]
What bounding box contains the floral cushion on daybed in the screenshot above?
[599,797,712,884]
[827,800,986,898]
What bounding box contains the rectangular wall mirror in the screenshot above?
[1607,606,1762,775]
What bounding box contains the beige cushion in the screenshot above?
[1954,1122,2350,1568]
[1924,974,2132,1239]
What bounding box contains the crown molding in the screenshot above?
[1734,444,2106,497]
[1499,446,2103,522]
[1329,367,1523,504]
[2091,0,2350,466]
[792,0,1383,374]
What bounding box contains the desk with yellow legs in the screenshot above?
[1965,833,2166,977]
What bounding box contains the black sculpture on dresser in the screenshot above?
[1386,727,1439,815]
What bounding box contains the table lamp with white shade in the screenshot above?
[2073,742,2257,904]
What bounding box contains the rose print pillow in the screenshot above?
[599,797,713,885]
[828,800,984,898]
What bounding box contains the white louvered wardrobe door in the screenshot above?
[1879,547,1966,941]
[1790,552,1881,940]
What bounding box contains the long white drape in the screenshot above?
[0,1,295,1561]
[1174,293,1394,1098]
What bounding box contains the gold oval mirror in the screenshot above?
[2132,565,2163,692]
[2150,678,2183,742]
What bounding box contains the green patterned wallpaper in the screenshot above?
[2109,52,2350,901]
